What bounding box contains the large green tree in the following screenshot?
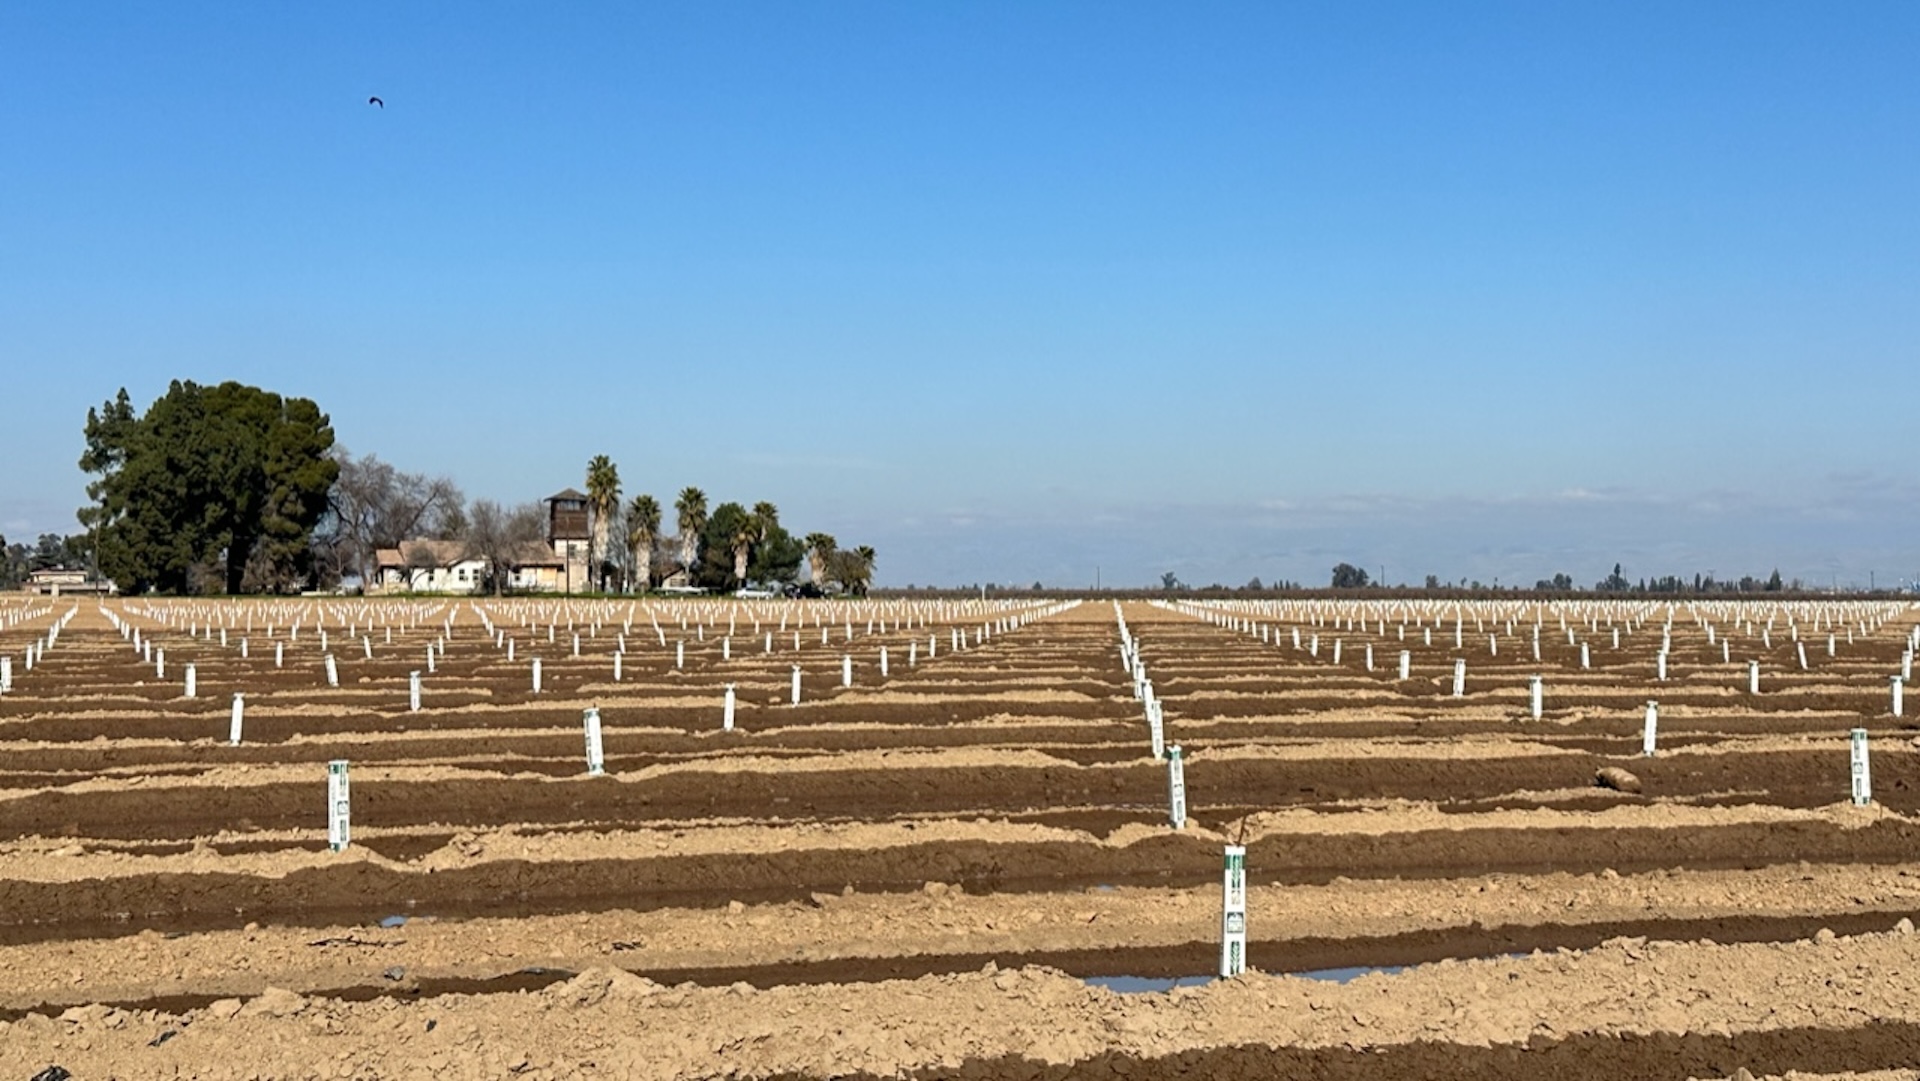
[80,381,339,594]
[1329,563,1371,589]
[748,526,805,586]
[696,501,752,590]
[746,502,803,586]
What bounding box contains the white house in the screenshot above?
[373,540,485,593]
[372,484,601,595]
[373,539,568,594]
[23,567,114,596]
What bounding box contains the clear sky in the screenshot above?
[4,4,1917,589]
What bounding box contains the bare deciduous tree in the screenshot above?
[464,499,545,596]
[322,449,465,588]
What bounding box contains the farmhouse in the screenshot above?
[372,539,565,594]
[369,487,598,594]
[374,540,481,593]
[22,566,115,596]
[505,544,569,592]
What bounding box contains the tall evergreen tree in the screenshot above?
[79,381,338,593]
[696,501,751,589]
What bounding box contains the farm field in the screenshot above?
[2,594,1919,1079]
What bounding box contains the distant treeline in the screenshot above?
[874,585,1902,602]
[877,560,1898,600]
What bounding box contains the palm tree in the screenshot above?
[584,455,621,591]
[824,544,874,596]
[626,493,661,591]
[674,486,707,580]
[730,516,758,585]
[853,545,876,595]
[804,532,836,587]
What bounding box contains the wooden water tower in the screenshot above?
[546,488,591,593]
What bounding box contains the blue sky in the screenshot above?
[4,4,1917,588]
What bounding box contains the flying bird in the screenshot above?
[368,96,383,108]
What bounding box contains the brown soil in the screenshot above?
[2,595,1918,1077]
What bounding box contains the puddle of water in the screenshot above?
[1087,956,1528,993]
[1289,955,1529,982]
[1085,975,1213,993]
[1087,967,1395,993]
[1296,964,1406,983]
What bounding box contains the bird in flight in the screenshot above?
[368,96,383,108]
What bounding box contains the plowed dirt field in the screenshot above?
[3,594,1918,1078]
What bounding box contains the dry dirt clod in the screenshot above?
[1595,767,1642,793]
[57,1005,109,1025]
[240,986,307,1018]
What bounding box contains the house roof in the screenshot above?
[374,539,472,569]
[376,537,564,570]
[547,488,588,503]
[509,542,564,567]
